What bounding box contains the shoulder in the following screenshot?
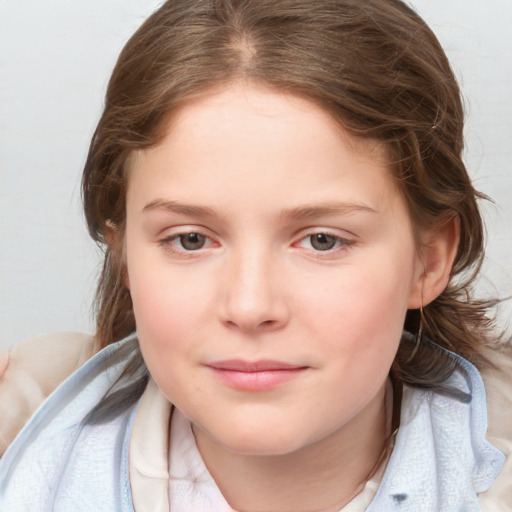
[478,344,512,508]
[369,354,504,511]
[481,344,512,439]
[0,336,141,511]
[0,332,96,455]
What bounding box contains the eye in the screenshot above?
[295,231,355,255]
[309,233,338,251]
[158,230,215,254]
[176,232,206,250]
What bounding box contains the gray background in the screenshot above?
[1,0,511,349]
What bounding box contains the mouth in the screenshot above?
[206,360,309,390]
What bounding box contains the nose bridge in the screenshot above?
[222,240,287,331]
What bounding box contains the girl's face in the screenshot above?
[124,84,424,457]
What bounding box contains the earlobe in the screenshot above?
[408,216,460,308]
[104,219,118,246]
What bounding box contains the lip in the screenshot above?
[206,359,308,390]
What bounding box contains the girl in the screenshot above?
[0,0,510,510]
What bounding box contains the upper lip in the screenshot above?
[207,360,307,372]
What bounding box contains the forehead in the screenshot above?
[126,84,402,219]
[163,83,389,160]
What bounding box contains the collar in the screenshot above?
[130,378,172,511]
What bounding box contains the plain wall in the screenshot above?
[1,0,511,349]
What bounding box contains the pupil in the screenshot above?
[180,233,205,250]
[311,233,336,251]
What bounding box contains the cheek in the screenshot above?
[128,243,200,318]
[301,254,414,330]
[125,250,186,349]
[296,252,415,372]
[128,270,207,402]
[131,279,206,348]
[126,252,221,384]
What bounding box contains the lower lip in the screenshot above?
[209,368,306,391]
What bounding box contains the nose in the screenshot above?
[220,247,290,333]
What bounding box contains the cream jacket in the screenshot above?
[1,333,511,509]
[0,332,95,455]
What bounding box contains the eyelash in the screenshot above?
[157,229,355,258]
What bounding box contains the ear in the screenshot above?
[105,220,130,290]
[407,216,460,308]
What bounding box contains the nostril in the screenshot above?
[223,317,282,333]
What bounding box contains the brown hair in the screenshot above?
[82,0,498,387]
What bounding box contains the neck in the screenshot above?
[193,384,389,512]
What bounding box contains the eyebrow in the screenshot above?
[142,199,377,219]
[281,202,377,220]
[143,199,216,217]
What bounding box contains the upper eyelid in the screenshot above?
[158,224,215,238]
[295,234,354,246]
[158,227,217,247]
[293,226,357,241]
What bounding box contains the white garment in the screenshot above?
[169,408,235,511]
